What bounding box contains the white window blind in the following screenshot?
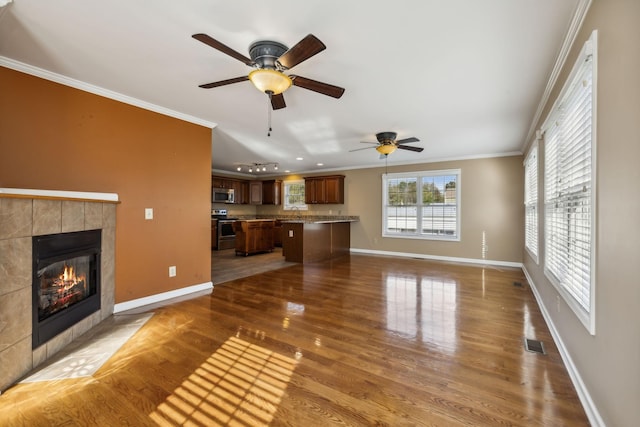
[543,31,596,333]
[524,143,538,262]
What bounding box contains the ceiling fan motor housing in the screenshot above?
[376,132,397,144]
[249,40,288,70]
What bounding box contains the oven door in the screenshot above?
[217,220,236,250]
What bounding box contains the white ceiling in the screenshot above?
[0,0,582,176]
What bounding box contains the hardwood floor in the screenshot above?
[0,254,589,426]
[212,247,296,285]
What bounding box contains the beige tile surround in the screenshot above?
[0,197,116,392]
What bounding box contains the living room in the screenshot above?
[1,1,639,426]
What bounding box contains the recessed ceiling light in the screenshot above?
[296,157,303,161]
[317,163,324,166]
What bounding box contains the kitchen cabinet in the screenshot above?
[305,175,344,204]
[211,219,218,250]
[273,220,283,247]
[249,181,262,205]
[262,180,282,205]
[240,181,250,205]
[233,220,275,256]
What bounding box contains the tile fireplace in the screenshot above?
[0,190,117,392]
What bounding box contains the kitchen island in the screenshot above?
[280,218,357,263]
[233,219,275,256]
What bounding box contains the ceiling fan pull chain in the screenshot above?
[267,91,273,137]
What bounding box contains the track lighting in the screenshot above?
[235,162,279,174]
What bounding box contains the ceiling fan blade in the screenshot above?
[396,137,420,145]
[199,76,249,89]
[192,33,254,66]
[271,93,286,110]
[277,34,326,70]
[349,146,377,152]
[291,75,345,98]
[396,145,424,153]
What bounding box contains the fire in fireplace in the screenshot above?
[32,229,102,348]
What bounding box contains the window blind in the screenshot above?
[543,39,594,321]
[524,144,538,260]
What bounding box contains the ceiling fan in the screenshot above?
[192,33,345,110]
[351,132,423,157]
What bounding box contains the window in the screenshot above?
[283,180,307,211]
[524,142,538,262]
[543,31,596,334]
[383,170,460,240]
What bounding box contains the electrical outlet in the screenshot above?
[288,230,294,237]
[145,208,153,220]
[169,266,176,277]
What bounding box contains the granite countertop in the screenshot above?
[229,214,359,224]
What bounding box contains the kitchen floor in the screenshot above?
[211,247,297,285]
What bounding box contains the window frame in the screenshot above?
[382,169,461,241]
[542,30,597,334]
[283,179,308,211]
[524,141,539,263]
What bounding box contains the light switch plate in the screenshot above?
[145,208,153,220]
[288,230,294,237]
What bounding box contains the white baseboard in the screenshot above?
[522,267,605,427]
[349,248,522,269]
[113,281,213,314]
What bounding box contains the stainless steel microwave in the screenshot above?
[212,187,234,203]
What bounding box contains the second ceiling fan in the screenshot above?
[351,132,423,157]
[192,33,345,110]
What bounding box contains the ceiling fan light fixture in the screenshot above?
[248,69,292,95]
[376,144,397,155]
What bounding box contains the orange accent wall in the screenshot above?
[0,67,212,303]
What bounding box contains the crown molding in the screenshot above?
[0,56,217,129]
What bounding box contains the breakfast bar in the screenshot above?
[280,218,357,263]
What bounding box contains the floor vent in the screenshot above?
[524,338,546,354]
[513,281,523,287]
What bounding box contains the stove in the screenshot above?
[212,209,238,250]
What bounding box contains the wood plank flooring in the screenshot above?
[0,254,589,426]
[212,248,296,285]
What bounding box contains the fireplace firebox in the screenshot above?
[32,229,102,348]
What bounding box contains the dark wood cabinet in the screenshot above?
[305,175,344,204]
[273,220,283,247]
[262,180,282,205]
[233,220,275,256]
[240,181,250,205]
[211,219,218,250]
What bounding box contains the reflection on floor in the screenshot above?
[211,247,297,285]
[20,313,152,382]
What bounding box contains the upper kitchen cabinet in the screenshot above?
[249,181,263,205]
[305,175,344,204]
[262,180,282,205]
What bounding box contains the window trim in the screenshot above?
[524,141,539,264]
[541,30,597,334]
[283,179,308,211]
[382,169,461,241]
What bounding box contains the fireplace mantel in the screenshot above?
[0,191,118,391]
[0,188,119,203]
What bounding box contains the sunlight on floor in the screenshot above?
[149,336,298,426]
